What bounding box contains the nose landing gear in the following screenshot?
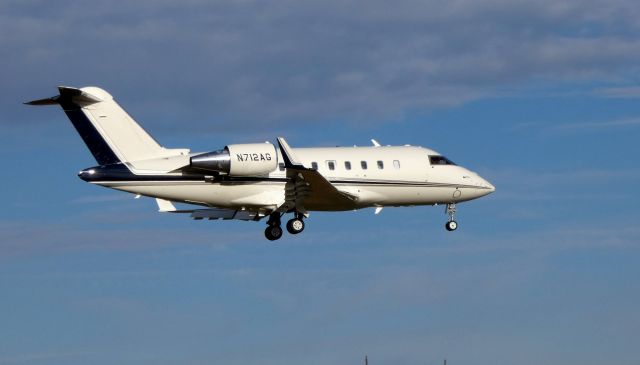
[445,203,458,231]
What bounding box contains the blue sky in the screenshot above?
[1,1,640,364]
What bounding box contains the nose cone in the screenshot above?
[484,178,495,193]
[457,169,495,201]
[479,176,495,196]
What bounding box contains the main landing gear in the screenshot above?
[264,212,305,241]
[445,203,458,232]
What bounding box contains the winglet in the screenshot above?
[156,198,177,212]
[371,139,381,147]
[277,137,306,169]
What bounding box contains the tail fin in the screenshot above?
[26,86,168,165]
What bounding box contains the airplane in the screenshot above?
[26,86,495,241]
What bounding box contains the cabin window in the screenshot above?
[361,161,368,170]
[311,162,318,170]
[429,155,456,166]
[393,160,401,169]
[278,163,285,171]
[327,160,336,170]
[345,161,351,170]
[377,160,384,169]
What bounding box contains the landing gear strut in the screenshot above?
[286,213,305,234]
[264,212,283,241]
[445,203,458,231]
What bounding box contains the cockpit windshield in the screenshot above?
[429,155,456,166]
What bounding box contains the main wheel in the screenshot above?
[445,220,458,231]
[286,218,305,234]
[265,225,283,241]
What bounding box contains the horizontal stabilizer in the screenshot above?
[24,97,59,106]
[24,86,103,106]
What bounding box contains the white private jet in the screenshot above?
[27,86,495,240]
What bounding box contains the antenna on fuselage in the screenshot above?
[371,139,381,147]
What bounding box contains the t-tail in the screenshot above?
[25,86,174,165]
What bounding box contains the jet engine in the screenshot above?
[190,143,278,176]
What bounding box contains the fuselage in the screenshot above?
[79,145,494,212]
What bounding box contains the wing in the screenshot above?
[155,138,358,220]
[277,137,358,212]
[156,198,266,221]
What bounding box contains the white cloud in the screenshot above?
[4,0,640,132]
[0,220,253,259]
[595,86,640,98]
[548,117,640,131]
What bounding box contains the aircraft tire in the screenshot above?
[265,225,283,241]
[445,220,458,231]
[286,218,305,234]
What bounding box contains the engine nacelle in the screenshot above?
[190,143,278,176]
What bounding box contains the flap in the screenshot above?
[156,198,264,221]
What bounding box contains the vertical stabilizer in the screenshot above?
[26,86,171,165]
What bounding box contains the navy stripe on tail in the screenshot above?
[60,102,121,165]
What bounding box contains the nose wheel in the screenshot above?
[445,203,458,231]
